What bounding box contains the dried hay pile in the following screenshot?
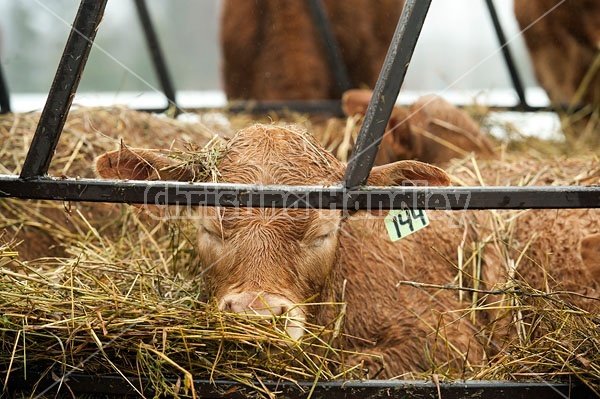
[0,108,366,398]
[444,153,600,394]
[0,106,599,397]
[0,244,352,398]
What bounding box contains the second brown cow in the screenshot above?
[220,0,404,100]
[341,89,495,165]
[514,0,600,108]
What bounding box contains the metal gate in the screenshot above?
[1,0,599,397]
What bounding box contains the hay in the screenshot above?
[0,191,360,397]
[1,107,599,397]
[475,280,600,395]
[0,244,356,398]
[0,108,368,398]
[443,153,600,394]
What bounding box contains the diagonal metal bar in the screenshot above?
[20,0,108,179]
[0,59,10,114]
[226,99,344,116]
[307,0,353,96]
[342,0,432,189]
[133,0,178,113]
[484,0,530,111]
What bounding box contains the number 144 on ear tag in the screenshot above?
[384,209,429,242]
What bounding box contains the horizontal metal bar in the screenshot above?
[159,103,571,116]
[225,99,344,115]
[7,373,594,399]
[0,175,598,210]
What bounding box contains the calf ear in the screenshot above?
[341,89,373,116]
[581,234,600,279]
[366,160,451,187]
[95,147,195,182]
[342,89,414,165]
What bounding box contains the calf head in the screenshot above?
[96,124,449,340]
[342,89,494,164]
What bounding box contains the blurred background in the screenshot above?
[0,0,543,112]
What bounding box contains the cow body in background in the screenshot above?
[220,0,403,100]
[96,124,599,378]
[514,0,600,107]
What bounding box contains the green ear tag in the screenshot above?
[384,209,429,242]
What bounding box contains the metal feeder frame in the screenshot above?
[1,0,599,397]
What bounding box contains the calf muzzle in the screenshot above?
[218,291,306,340]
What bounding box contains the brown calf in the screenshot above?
[96,124,599,378]
[514,0,600,107]
[220,0,404,100]
[342,89,495,164]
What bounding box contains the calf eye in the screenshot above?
[310,236,327,247]
[308,233,334,248]
[199,224,225,242]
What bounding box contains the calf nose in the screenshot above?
[219,291,306,340]
[219,292,289,316]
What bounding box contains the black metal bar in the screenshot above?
[0,59,11,114]
[19,0,108,179]
[307,0,353,96]
[225,99,344,116]
[1,175,598,210]
[484,0,531,111]
[133,0,178,112]
[169,103,569,116]
[7,373,595,399]
[342,0,432,189]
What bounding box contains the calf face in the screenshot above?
[96,124,449,340]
